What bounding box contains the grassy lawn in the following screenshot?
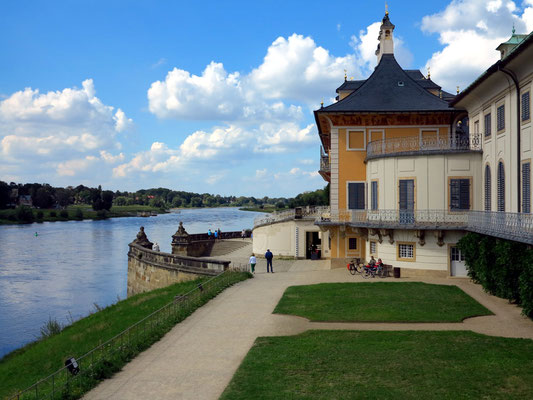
[0,271,250,399]
[221,330,533,400]
[274,282,492,322]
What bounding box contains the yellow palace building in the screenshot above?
[313,11,532,276]
[253,11,532,277]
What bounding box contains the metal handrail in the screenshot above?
[316,207,533,245]
[253,206,330,229]
[366,133,483,158]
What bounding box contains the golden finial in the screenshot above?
[439,90,442,99]
[427,67,431,79]
[385,2,389,15]
[321,99,324,108]
[456,86,460,94]
[344,69,347,81]
[350,76,354,80]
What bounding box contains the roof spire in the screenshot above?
[512,24,515,35]
[456,86,460,94]
[344,69,347,81]
[385,2,389,15]
[427,67,431,79]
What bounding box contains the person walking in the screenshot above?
[265,249,274,273]
[249,253,257,274]
[241,229,246,240]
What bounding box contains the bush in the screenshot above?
[96,209,108,219]
[458,233,533,318]
[74,208,83,220]
[36,210,44,220]
[59,210,69,219]
[15,205,34,222]
[49,211,57,218]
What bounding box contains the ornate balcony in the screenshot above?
[319,146,330,182]
[366,133,483,160]
[316,208,533,245]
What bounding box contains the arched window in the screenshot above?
[485,165,491,211]
[497,161,505,212]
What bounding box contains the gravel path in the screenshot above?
[84,242,533,400]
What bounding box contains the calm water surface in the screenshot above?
[0,207,264,358]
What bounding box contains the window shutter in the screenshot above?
[523,92,530,121]
[498,162,505,212]
[485,165,491,211]
[371,181,378,210]
[459,179,470,209]
[523,162,531,213]
[348,183,365,210]
[356,183,365,209]
[348,183,356,209]
[497,105,505,131]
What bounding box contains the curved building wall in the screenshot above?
[366,152,482,210]
[253,219,330,259]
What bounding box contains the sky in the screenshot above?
[1,0,533,197]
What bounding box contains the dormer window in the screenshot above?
[397,81,404,87]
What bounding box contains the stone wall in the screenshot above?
[127,243,230,296]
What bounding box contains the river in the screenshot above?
[0,207,264,358]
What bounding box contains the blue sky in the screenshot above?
[1,0,532,197]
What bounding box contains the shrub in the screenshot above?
[49,211,57,218]
[458,233,533,318]
[74,208,83,220]
[15,205,34,222]
[59,210,69,219]
[36,210,44,220]
[96,209,108,219]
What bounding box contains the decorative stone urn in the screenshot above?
[171,221,189,255]
[132,226,153,249]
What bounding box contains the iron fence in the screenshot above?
[366,133,482,159]
[9,267,250,400]
[253,206,330,229]
[316,207,533,245]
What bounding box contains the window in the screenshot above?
[497,104,505,131]
[348,182,365,210]
[523,92,531,122]
[371,181,378,210]
[450,179,471,210]
[369,241,377,255]
[523,162,531,213]
[398,243,415,261]
[485,165,491,211]
[451,247,465,262]
[484,113,491,137]
[498,161,505,212]
[348,238,357,250]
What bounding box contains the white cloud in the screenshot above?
[421,0,533,92]
[0,79,131,182]
[147,33,362,121]
[113,122,317,178]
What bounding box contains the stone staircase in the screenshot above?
[209,239,251,257]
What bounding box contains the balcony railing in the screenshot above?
[366,133,483,159]
[319,146,330,173]
[316,208,533,245]
[254,206,330,229]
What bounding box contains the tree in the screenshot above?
[0,181,10,209]
[33,187,55,208]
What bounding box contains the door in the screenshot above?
[306,231,321,260]
[450,246,467,277]
[399,179,415,224]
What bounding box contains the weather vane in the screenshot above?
[385,2,389,15]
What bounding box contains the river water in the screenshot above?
[0,207,264,358]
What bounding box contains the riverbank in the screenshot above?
[0,205,167,225]
[0,271,251,399]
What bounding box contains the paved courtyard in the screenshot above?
[84,241,533,400]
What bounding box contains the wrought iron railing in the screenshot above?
[254,206,330,229]
[319,146,330,173]
[9,268,250,400]
[366,133,482,159]
[316,208,533,245]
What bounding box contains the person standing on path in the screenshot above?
[265,249,274,273]
[249,253,257,274]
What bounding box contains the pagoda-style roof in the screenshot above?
[321,54,456,113]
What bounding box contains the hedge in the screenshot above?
[458,233,533,318]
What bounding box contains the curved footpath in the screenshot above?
[84,241,533,400]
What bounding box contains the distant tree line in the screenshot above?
[0,181,329,211]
